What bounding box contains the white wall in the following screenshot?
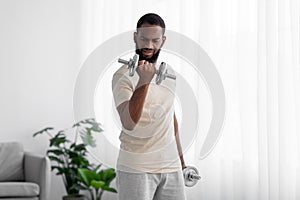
[0,1,105,199]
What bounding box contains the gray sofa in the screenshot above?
[0,142,51,200]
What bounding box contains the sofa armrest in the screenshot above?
[24,152,51,200]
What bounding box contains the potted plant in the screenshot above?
[78,165,117,200]
[33,118,105,200]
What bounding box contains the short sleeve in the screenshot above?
[112,71,134,107]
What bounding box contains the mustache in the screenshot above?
[141,48,154,51]
[135,48,161,63]
[135,43,161,63]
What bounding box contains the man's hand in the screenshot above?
[136,60,156,85]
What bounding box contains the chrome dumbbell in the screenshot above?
[118,54,139,77]
[118,54,176,85]
[183,166,201,187]
[155,62,176,85]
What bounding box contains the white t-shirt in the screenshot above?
[112,62,181,173]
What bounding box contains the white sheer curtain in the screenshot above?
[80,0,300,199]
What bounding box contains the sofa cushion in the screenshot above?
[0,142,25,181]
[0,182,39,197]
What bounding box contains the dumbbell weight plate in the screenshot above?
[129,54,139,76]
[183,166,201,187]
[156,62,166,85]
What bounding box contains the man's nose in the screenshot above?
[144,40,154,49]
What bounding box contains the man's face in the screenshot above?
[134,23,166,63]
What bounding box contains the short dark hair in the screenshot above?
[136,13,165,34]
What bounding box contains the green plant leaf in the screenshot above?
[91,180,105,190]
[51,166,65,174]
[69,183,87,191]
[33,127,54,137]
[48,155,64,164]
[80,131,96,147]
[70,156,89,167]
[93,164,102,172]
[71,143,87,152]
[73,118,103,133]
[88,119,104,133]
[90,126,103,133]
[101,168,116,184]
[47,149,64,156]
[101,186,117,193]
[72,118,92,127]
[66,149,79,157]
[78,168,95,187]
[49,132,68,147]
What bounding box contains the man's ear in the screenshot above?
[161,35,166,48]
[133,32,137,43]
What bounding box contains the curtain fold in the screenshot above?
[257,0,300,199]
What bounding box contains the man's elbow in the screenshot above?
[121,120,136,131]
[121,117,136,131]
[123,124,135,131]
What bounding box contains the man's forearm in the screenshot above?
[174,114,186,169]
[117,80,150,130]
[129,80,150,123]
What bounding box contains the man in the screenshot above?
[112,13,186,200]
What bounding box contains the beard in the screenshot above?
[135,46,161,63]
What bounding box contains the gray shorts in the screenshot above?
[116,170,186,200]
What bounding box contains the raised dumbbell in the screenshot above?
[118,54,139,77]
[183,166,201,187]
[155,62,176,85]
[118,54,176,85]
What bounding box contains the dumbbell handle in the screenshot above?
[187,173,201,180]
[163,72,176,80]
[118,58,129,65]
[155,70,176,80]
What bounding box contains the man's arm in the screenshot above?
[174,113,186,169]
[116,61,155,130]
[117,80,149,130]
